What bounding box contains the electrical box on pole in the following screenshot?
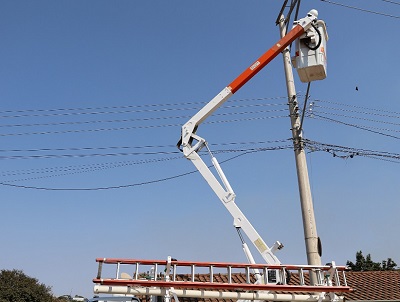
[292,20,329,82]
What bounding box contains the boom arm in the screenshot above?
[180,11,318,152]
[178,11,319,265]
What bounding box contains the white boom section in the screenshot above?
[178,11,319,265]
[94,286,343,302]
[187,149,281,264]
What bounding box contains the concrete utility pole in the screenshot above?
[278,15,322,283]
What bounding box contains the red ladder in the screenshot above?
[93,257,352,294]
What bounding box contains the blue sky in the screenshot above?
[1,0,399,298]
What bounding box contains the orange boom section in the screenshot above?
[228,24,305,94]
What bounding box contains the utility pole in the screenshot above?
[278,15,322,283]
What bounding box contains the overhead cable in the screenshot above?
[1,138,399,190]
[0,107,287,129]
[0,142,292,161]
[381,0,400,5]
[320,0,400,19]
[303,139,400,162]
[0,148,272,191]
[310,113,400,139]
[311,99,400,117]
[310,111,400,127]
[0,97,287,118]
[0,139,290,154]
[0,115,287,137]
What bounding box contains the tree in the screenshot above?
[0,269,56,302]
[382,258,398,271]
[346,251,398,271]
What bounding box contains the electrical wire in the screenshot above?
[0,147,289,191]
[303,139,400,162]
[311,104,400,120]
[2,156,184,184]
[305,99,400,138]
[0,99,289,137]
[0,150,181,160]
[3,97,398,139]
[298,83,311,133]
[0,114,288,137]
[310,111,400,127]
[313,114,400,134]
[311,99,400,115]
[1,137,398,190]
[309,113,400,139]
[0,139,293,160]
[0,144,175,153]
[0,140,291,180]
[1,96,399,190]
[0,107,287,130]
[320,0,400,19]
[0,156,182,178]
[0,97,287,118]
[0,169,198,191]
[4,97,396,131]
[381,0,400,5]
[0,139,290,154]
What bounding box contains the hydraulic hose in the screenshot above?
[304,23,322,50]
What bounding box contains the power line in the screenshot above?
[0,156,180,178]
[2,156,184,184]
[320,0,400,19]
[0,148,276,190]
[310,113,400,139]
[0,114,288,137]
[310,111,400,128]
[0,107,287,129]
[0,169,198,191]
[313,114,400,134]
[0,139,293,184]
[0,140,291,181]
[4,145,295,160]
[311,99,400,116]
[0,123,181,137]
[311,104,400,120]
[0,97,287,118]
[2,137,399,190]
[0,144,175,153]
[303,139,400,162]
[305,99,400,138]
[381,0,400,5]
[0,99,289,137]
[1,95,398,190]
[0,139,290,154]
[0,150,181,160]
[2,97,399,139]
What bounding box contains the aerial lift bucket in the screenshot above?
[293,19,329,83]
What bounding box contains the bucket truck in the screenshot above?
[92,10,353,302]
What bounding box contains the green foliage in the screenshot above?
[346,251,398,271]
[0,269,56,302]
[382,258,398,270]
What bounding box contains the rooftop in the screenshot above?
[167,270,400,302]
